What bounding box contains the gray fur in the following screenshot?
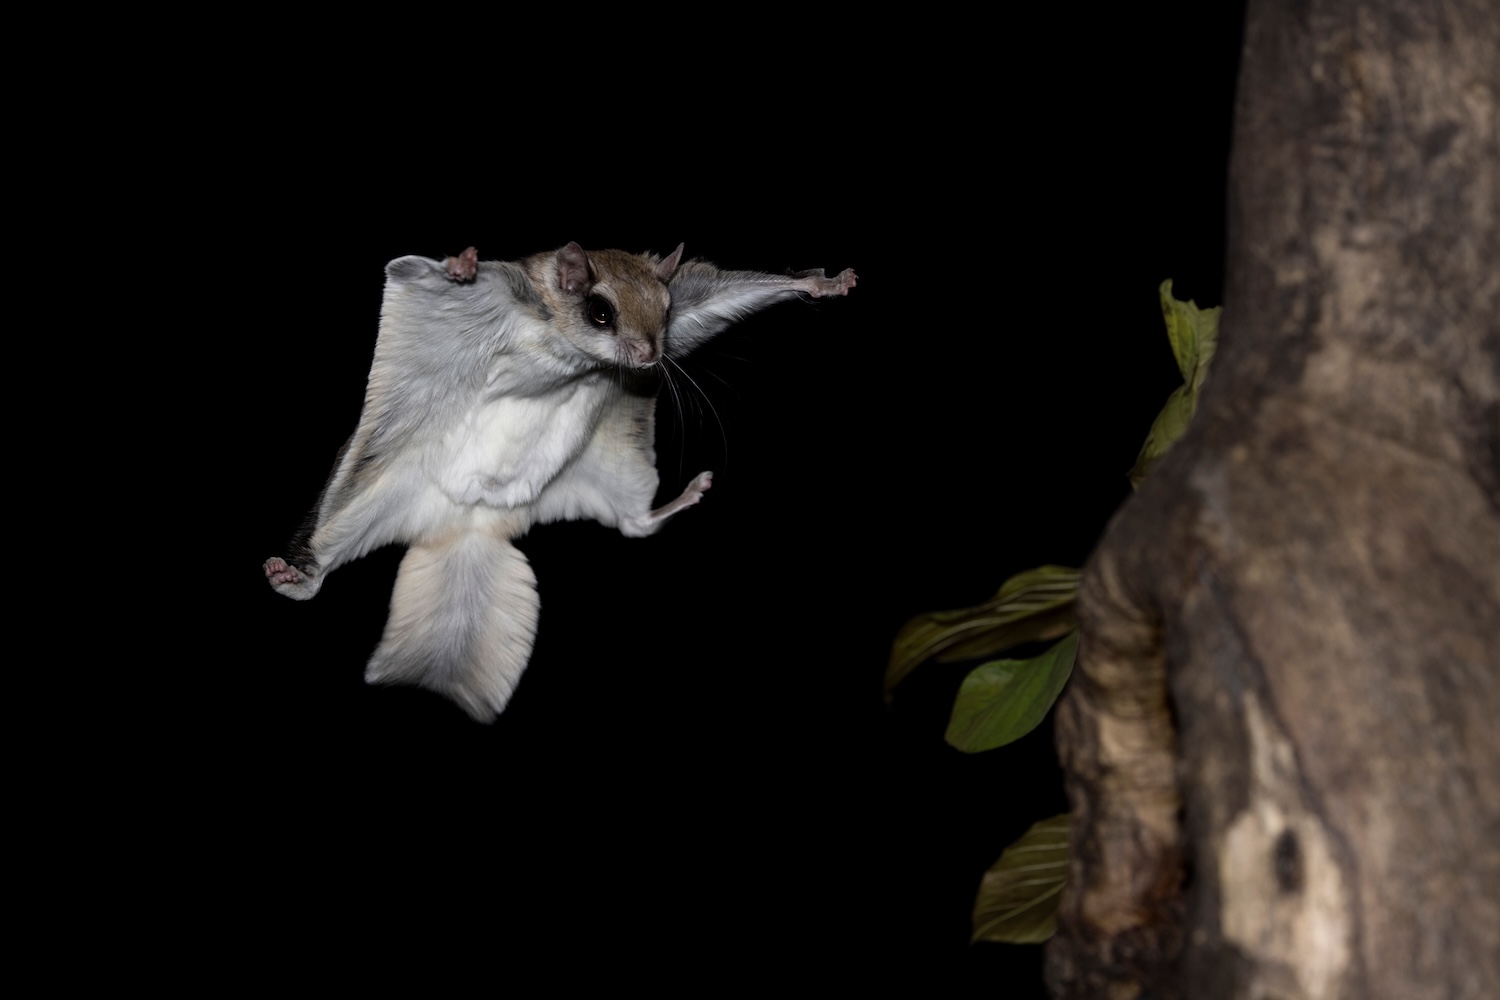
[264,243,856,721]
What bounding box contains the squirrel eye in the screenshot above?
[587,296,615,328]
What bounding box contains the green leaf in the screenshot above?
[885,566,1079,701]
[1129,279,1220,488]
[1129,385,1196,486]
[944,631,1078,753]
[972,814,1071,944]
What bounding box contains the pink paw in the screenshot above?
[264,556,303,586]
[445,246,479,282]
[809,268,857,298]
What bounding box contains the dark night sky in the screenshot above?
[210,9,1245,989]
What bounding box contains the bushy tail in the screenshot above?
[365,529,539,722]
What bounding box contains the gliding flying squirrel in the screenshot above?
[264,241,857,721]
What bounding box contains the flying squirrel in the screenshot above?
[264,241,857,721]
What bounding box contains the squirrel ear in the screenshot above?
[656,243,684,281]
[556,242,592,294]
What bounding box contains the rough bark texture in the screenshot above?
[1046,1,1500,998]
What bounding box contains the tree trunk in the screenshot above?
[1045,1,1500,997]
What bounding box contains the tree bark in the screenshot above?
[1046,1,1500,997]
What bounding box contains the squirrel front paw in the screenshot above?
[811,268,857,298]
[444,246,479,282]
[264,556,322,600]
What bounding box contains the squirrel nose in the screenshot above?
[627,338,660,367]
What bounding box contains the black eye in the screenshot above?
[587,295,614,328]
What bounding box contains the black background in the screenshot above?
[205,10,1245,990]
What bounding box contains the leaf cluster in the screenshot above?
[885,281,1219,944]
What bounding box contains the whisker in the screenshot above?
[689,361,735,392]
[655,357,687,483]
[657,359,685,465]
[664,354,729,472]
